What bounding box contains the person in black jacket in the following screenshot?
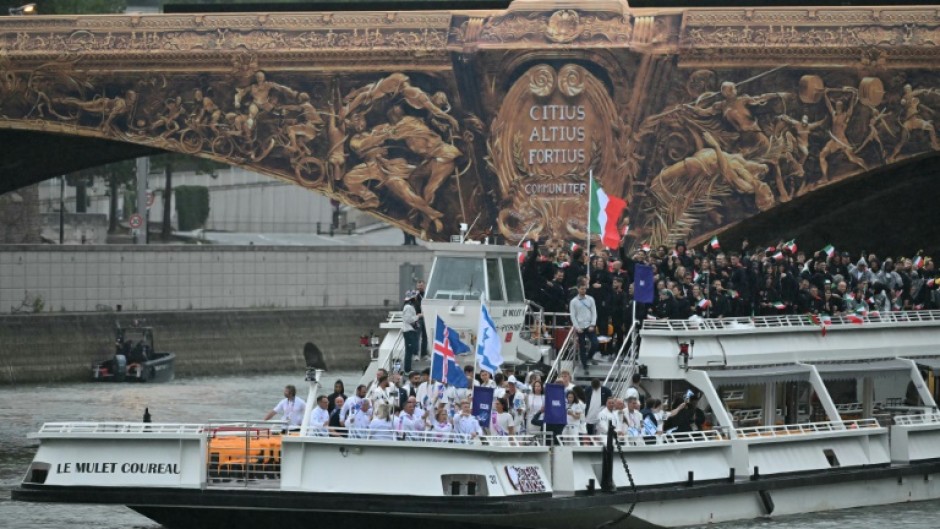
[708,280,731,318]
[664,391,706,433]
[563,248,588,290]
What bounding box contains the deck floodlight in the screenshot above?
[678,341,690,369]
[8,3,36,15]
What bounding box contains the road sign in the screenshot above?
[146,190,155,209]
[128,213,143,229]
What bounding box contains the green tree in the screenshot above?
[149,153,223,240]
[31,0,127,14]
[62,160,135,233]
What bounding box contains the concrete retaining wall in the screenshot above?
[0,245,432,313]
[0,307,387,385]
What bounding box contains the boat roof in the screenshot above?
[425,241,522,257]
[637,310,940,378]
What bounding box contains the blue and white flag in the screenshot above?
[431,316,470,388]
[476,304,503,374]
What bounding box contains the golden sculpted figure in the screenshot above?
[889,84,940,161]
[819,88,868,181]
[53,90,138,132]
[342,112,444,233]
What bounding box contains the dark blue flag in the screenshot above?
[544,383,567,425]
[472,386,495,428]
[634,263,655,304]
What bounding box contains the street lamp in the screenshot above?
[8,3,36,15]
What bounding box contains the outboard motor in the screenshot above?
[113,354,127,382]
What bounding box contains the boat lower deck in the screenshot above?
[15,459,940,529]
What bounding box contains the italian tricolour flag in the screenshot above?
[589,174,628,249]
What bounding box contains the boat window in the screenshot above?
[486,258,504,301]
[501,257,525,303]
[426,257,484,300]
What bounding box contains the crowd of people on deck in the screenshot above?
[263,368,707,445]
[522,234,940,357]
[263,234,937,444]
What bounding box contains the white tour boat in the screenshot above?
[13,242,940,529]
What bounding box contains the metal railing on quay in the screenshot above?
[735,418,880,438]
[38,422,205,435]
[297,426,552,447]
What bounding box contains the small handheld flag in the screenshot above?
[822,244,835,258]
[709,236,720,250]
[589,174,628,249]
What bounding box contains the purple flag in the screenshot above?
[472,386,494,428]
[544,383,567,425]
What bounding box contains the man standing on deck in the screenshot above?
[415,279,430,360]
[310,395,331,436]
[340,384,368,425]
[569,278,599,374]
[263,385,306,430]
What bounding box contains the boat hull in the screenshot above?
[92,353,175,383]
[14,460,940,529]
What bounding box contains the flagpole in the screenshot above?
[586,170,592,284]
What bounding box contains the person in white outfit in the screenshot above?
[263,385,306,430]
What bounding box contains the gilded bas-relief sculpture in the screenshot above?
[2,2,940,246]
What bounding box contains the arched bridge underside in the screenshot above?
[4,0,940,246]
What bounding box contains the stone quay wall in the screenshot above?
[0,307,388,385]
[0,245,432,313]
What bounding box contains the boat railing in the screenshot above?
[893,412,940,426]
[642,309,940,334]
[546,325,577,382]
[605,320,640,398]
[557,429,725,447]
[37,422,205,435]
[735,418,881,439]
[380,328,407,374]
[205,420,286,488]
[298,426,552,447]
[521,300,552,350]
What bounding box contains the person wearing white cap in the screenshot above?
[401,290,421,373]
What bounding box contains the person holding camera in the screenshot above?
[664,390,706,433]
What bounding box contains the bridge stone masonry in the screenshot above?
[4,0,940,248]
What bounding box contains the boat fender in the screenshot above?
[114,355,127,382]
[758,490,775,516]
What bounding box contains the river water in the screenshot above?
[1,373,938,529]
